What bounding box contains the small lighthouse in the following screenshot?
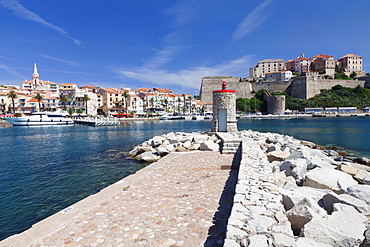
[211,81,238,132]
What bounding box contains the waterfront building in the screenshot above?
[43,97,59,111]
[127,95,144,113]
[337,54,365,77]
[0,92,8,114]
[100,88,128,116]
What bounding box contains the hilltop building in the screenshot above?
[337,54,365,77]
[249,59,285,78]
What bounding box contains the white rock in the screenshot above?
[267,150,290,162]
[226,225,248,240]
[286,197,327,234]
[248,235,268,247]
[279,187,330,211]
[223,239,240,247]
[247,214,276,232]
[295,237,332,247]
[322,193,370,214]
[199,141,219,151]
[188,143,200,151]
[150,136,165,147]
[136,151,161,162]
[182,140,192,149]
[155,147,170,156]
[192,134,209,142]
[271,232,295,247]
[280,158,308,183]
[303,168,358,193]
[346,184,370,205]
[354,169,370,184]
[300,204,367,246]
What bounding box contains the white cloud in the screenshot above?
[0,62,26,79]
[232,0,274,41]
[41,55,81,67]
[0,0,81,45]
[114,55,253,90]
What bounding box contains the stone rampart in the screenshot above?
[199,76,253,103]
[251,80,291,94]
[200,76,366,102]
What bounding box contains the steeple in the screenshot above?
[32,63,40,86]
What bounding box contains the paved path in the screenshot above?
[2,151,239,247]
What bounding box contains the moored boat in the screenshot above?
[4,112,74,126]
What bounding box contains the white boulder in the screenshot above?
[303,168,358,193]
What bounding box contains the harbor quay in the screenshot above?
[1,150,238,247]
[2,129,370,246]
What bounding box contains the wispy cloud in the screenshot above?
[41,55,82,68]
[165,0,199,27]
[232,0,274,41]
[0,62,26,79]
[0,0,81,45]
[114,55,253,90]
[142,0,199,69]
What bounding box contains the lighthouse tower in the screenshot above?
[32,63,41,87]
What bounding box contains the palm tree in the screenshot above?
[33,93,44,112]
[59,95,69,110]
[163,98,168,112]
[67,107,75,117]
[6,90,17,114]
[177,98,182,113]
[149,97,155,109]
[82,94,90,115]
[76,108,83,116]
[123,91,129,113]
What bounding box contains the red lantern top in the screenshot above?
[213,81,236,93]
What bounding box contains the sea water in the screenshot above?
[0,117,369,240]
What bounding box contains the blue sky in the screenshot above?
[1,0,370,96]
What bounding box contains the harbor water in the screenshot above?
[0,116,369,240]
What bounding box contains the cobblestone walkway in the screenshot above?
[12,151,238,247]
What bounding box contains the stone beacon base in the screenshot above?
[2,130,370,247]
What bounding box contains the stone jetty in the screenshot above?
[2,130,370,246]
[129,130,370,246]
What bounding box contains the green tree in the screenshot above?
[33,93,44,112]
[149,97,155,109]
[123,91,129,112]
[67,107,75,117]
[76,108,83,116]
[59,95,69,110]
[6,90,17,114]
[82,94,90,115]
[163,98,168,111]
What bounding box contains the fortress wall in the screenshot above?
[305,78,365,99]
[251,80,291,93]
[199,76,253,103]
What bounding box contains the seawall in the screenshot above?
[2,130,370,246]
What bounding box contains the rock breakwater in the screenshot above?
[129,130,370,246]
[128,132,221,162]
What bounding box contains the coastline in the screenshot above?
[2,130,370,246]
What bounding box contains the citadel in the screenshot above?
[200,53,370,113]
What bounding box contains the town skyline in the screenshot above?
[1,0,370,96]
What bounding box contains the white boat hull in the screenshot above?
[4,112,74,126]
[5,117,73,126]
